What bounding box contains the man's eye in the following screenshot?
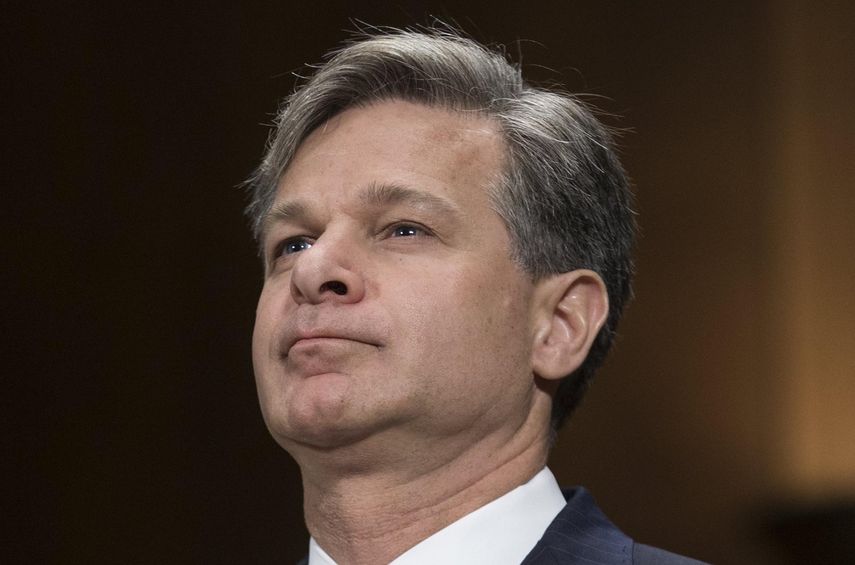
[278,238,313,256]
[390,224,426,237]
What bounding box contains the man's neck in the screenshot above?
[299,415,551,565]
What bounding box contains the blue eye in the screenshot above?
[391,225,423,237]
[280,238,313,256]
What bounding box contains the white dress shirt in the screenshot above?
[308,466,566,565]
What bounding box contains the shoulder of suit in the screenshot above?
[633,543,709,564]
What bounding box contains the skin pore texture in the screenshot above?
[251,100,608,564]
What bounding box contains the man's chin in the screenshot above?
[272,421,373,453]
[259,370,413,462]
[262,381,378,451]
[265,410,415,474]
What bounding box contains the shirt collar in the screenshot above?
[308,466,565,565]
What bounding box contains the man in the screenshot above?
[246,28,703,564]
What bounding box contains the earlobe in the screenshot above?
[531,270,609,381]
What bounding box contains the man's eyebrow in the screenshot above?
[359,182,462,219]
[261,182,462,236]
[262,200,308,234]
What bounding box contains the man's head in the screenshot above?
[246,28,635,443]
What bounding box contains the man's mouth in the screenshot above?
[283,330,381,358]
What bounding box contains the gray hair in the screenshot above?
[245,28,636,430]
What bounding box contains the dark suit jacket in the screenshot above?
[522,487,706,564]
[298,487,706,564]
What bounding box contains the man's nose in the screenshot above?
[289,236,365,305]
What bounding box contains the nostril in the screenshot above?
[320,281,348,296]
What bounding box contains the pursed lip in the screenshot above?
[282,329,381,357]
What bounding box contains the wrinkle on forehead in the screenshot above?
[272,99,508,221]
[310,99,503,160]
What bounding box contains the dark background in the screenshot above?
[6,1,854,564]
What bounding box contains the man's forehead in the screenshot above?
[294,100,503,160]
[271,100,506,195]
[254,100,511,250]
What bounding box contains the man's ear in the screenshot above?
[530,270,609,381]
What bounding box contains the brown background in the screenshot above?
[6,1,854,563]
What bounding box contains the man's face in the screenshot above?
[252,100,541,460]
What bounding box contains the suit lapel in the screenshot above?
[521,487,633,565]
